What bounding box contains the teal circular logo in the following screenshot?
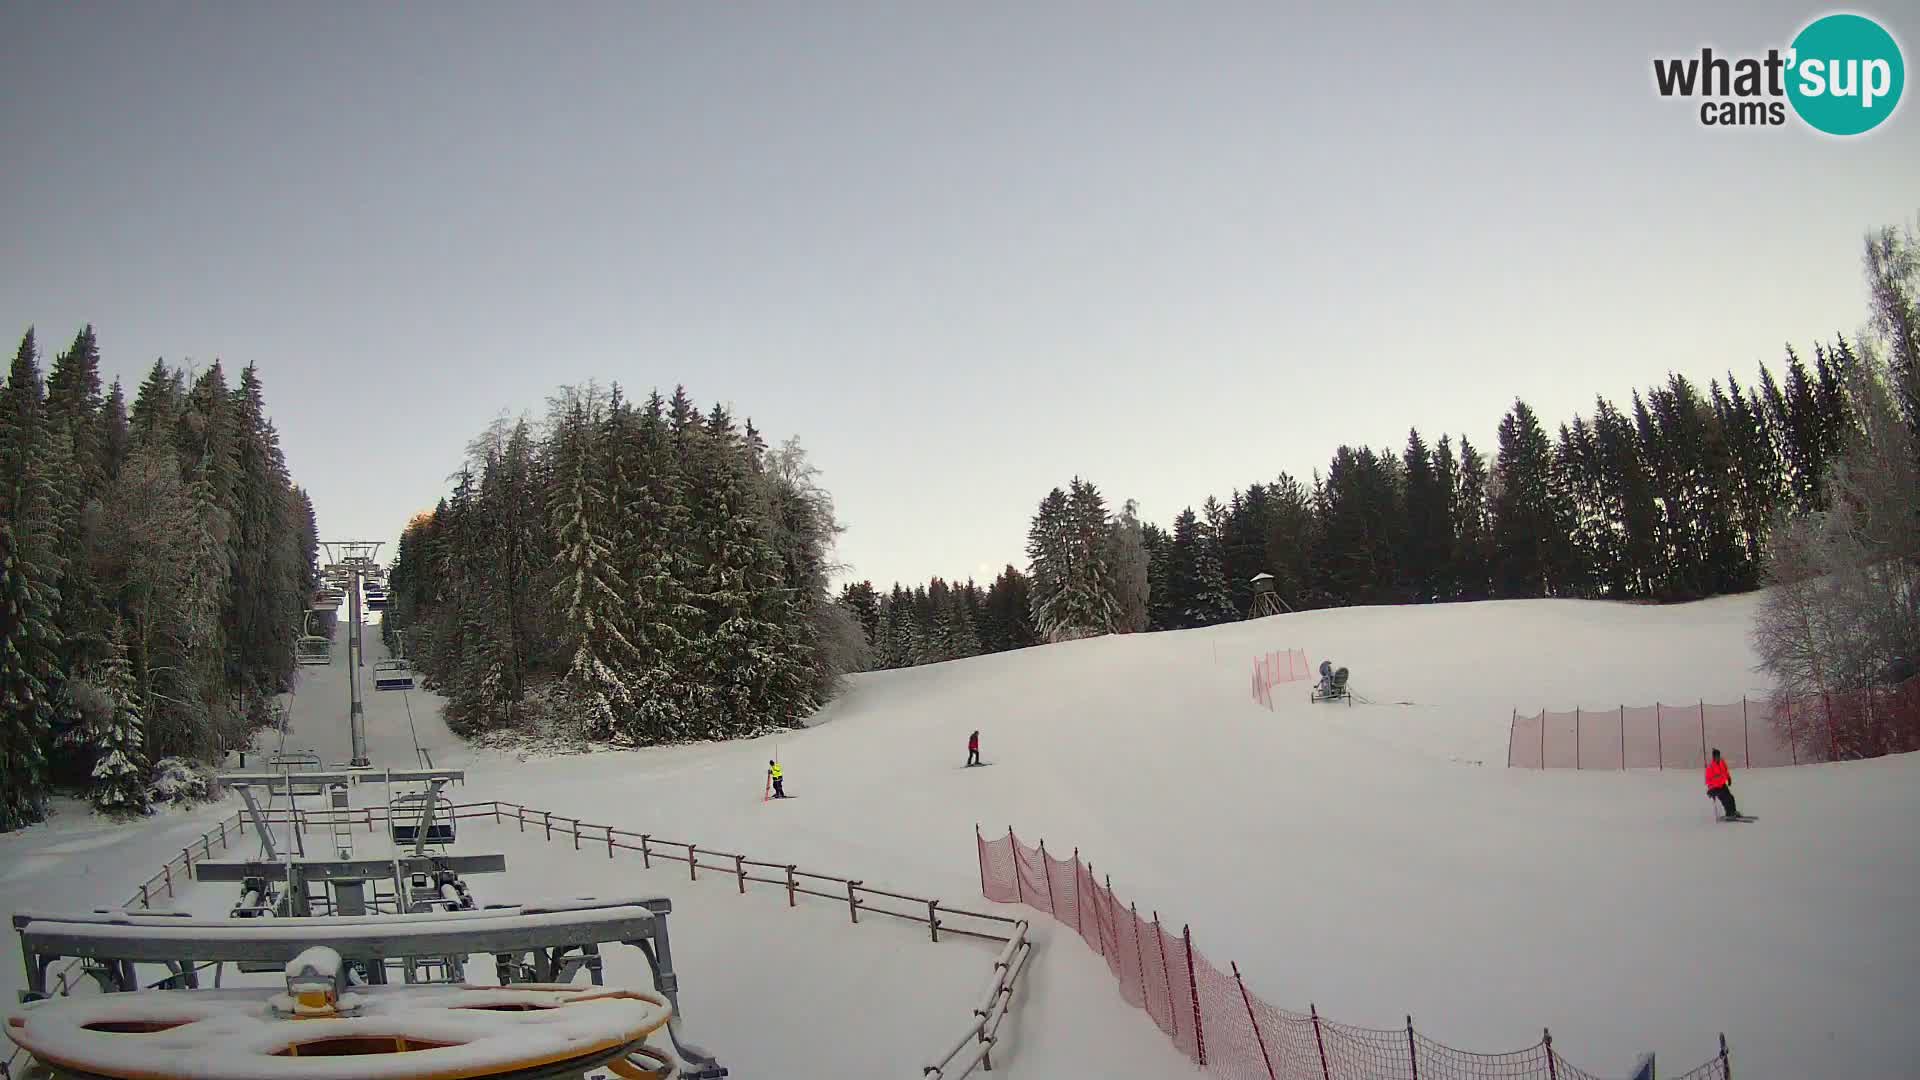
[1786,14,1904,135]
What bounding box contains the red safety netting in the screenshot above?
[1252,649,1312,710]
[1506,676,1920,770]
[976,827,1729,1079]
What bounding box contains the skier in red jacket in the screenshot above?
[1705,748,1740,819]
[966,730,981,767]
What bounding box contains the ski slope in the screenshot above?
[5,593,1918,1079]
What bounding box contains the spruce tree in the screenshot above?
[0,520,52,831]
[1056,477,1120,638]
[1262,473,1319,610]
[1491,400,1569,598]
[1192,499,1237,624]
[1106,499,1151,632]
[102,378,131,481]
[87,624,150,816]
[1142,523,1174,629]
[549,395,643,740]
[1452,438,1494,600]
[1025,487,1072,641]
[1315,447,1403,605]
[1401,429,1448,602]
[1429,438,1461,600]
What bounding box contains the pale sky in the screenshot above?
[3,2,1915,590]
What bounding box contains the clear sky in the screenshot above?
[3,2,1915,590]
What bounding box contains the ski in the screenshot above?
[1717,815,1756,822]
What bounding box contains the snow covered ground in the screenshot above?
[5,593,1917,1079]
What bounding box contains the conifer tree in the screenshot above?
[1452,437,1494,600]
[1106,499,1151,632]
[1401,429,1449,602]
[1192,499,1237,624]
[1491,400,1569,598]
[86,623,149,816]
[0,520,51,831]
[1429,438,1460,600]
[549,393,642,739]
[1025,487,1072,641]
[1261,474,1319,611]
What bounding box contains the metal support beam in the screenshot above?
[234,785,278,862]
[321,540,382,768]
[190,854,506,883]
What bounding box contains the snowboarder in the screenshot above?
[1705,748,1740,819]
[768,759,785,799]
[967,730,980,767]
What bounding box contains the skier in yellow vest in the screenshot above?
[768,760,786,799]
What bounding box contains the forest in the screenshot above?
[0,327,317,830]
[382,384,857,749]
[847,221,1919,699]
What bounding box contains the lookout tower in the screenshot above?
[1247,573,1289,619]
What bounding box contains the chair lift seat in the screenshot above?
[373,659,414,691]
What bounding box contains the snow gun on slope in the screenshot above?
[1310,660,1351,704]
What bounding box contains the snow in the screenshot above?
[4,590,1918,1079]
[285,946,341,981]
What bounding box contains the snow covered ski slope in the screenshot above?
[5,593,1917,1079]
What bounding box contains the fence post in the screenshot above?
[1153,911,1176,1037]
[1545,1028,1559,1080]
[846,880,861,924]
[734,854,746,895]
[1575,707,1581,769]
[1507,710,1516,768]
[1311,1003,1332,1080]
[785,865,797,907]
[571,818,580,850]
[928,899,941,943]
[1743,698,1751,767]
[1408,1015,1419,1079]
[139,883,149,909]
[688,844,698,882]
[1718,1032,1731,1079]
[1072,849,1085,935]
[606,825,615,858]
[1539,708,1545,767]
[1129,902,1150,1011]
[182,846,192,873]
[640,834,651,869]
[1039,840,1058,916]
[1184,926,1206,1067]
[1011,828,1024,905]
[164,863,173,898]
[1620,706,1626,769]
[1232,962,1278,1080]
[493,802,501,824]
[543,811,552,842]
[517,805,525,832]
[218,821,227,849]
[975,825,987,898]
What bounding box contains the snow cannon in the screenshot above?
[1310,662,1350,704]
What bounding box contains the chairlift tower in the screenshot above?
[321,540,384,767]
[1247,572,1290,619]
